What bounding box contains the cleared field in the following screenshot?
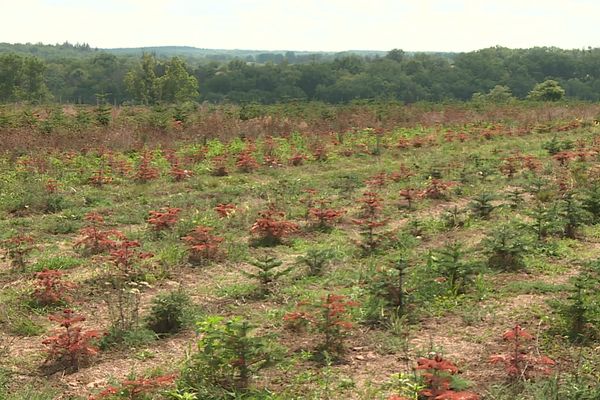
[0,103,599,399]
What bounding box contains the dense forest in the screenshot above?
[2,42,600,104]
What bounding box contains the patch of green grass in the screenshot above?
[503,280,569,295]
[31,255,82,272]
[215,282,259,299]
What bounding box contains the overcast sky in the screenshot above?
[2,0,599,52]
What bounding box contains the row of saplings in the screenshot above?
[3,177,599,396]
[27,208,599,399]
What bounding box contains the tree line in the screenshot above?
[2,45,600,104]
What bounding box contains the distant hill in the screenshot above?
[0,42,452,64]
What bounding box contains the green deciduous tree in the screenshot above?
[124,53,159,104]
[0,54,50,102]
[156,57,199,103]
[527,79,565,101]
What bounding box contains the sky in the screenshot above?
[2,0,599,52]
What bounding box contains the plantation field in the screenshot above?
[0,103,600,399]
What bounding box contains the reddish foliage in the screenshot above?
[182,225,224,265]
[262,135,277,156]
[365,172,388,188]
[250,207,299,245]
[45,178,59,193]
[521,155,542,171]
[263,154,283,168]
[499,156,520,178]
[165,151,192,181]
[399,188,422,209]
[352,191,388,253]
[289,152,308,166]
[422,179,456,200]
[42,309,100,370]
[170,165,193,181]
[236,151,260,173]
[388,164,415,182]
[134,151,160,182]
[109,240,153,279]
[211,155,229,176]
[74,213,125,255]
[214,203,237,218]
[309,200,346,229]
[312,145,328,161]
[2,234,36,270]
[396,137,410,149]
[555,120,581,132]
[416,354,480,400]
[147,207,181,231]
[284,293,358,354]
[552,151,577,166]
[89,169,113,186]
[90,374,177,400]
[33,269,75,306]
[109,158,133,177]
[489,325,555,380]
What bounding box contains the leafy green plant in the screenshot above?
[505,187,524,210]
[551,261,600,343]
[145,290,193,336]
[242,255,290,295]
[432,242,477,296]
[296,248,337,276]
[542,135,573,155]
[367,258,411,320]
[559,192,591,239]
[482,222,529,271]
[526,201,562,241]
[442,205,467,229]
[469,193,496,219]
[181,316,278,393]
[582,184,600,222]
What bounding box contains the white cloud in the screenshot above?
[1,0,599,51]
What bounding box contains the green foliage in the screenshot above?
[99,326,157,350]
[145,290,193,336]
[542,136,573,155]
[472,85,514,103]
[527,79,565,101]
[94,94,112,126]
[125,54,198,104]
[526,201,562,240]
[181,316,279,394]
[483,221,529,271]
[0,53,50,102]
[551,261,600,343]
[5,44,600,105]
[469,192,496,219]
[296,248,337,276]
[242,255,290,295]
[582,184,600,223]
[365,258,411,324]
[32,255,80,272]
[432,242,477,296]
[558,193,591,238]
[156,57,199,103]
